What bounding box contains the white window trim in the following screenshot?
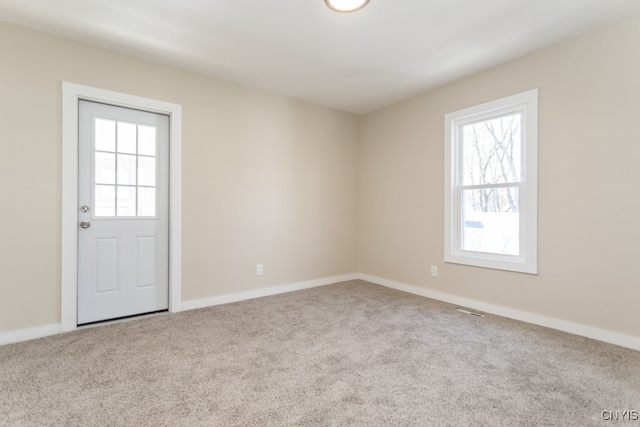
[61,82,183,331]
[444,89,538,274]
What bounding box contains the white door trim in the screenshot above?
[62,82,182,332]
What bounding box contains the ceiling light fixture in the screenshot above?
[325,0,370,13]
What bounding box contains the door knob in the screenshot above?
[80,221,91,229]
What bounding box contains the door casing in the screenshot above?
[61,82,182,331]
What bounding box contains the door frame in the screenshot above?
[61,82,182,331]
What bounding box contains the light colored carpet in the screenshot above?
[1,280,639,426]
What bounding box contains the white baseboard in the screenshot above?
[358,273,640,352]
[7,274,636,352]
[0,274,358,347]
[181,273,359,311]
[0,324,62,346]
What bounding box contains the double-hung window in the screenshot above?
[444,89,538,274]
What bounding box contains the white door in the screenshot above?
[77,100,169,325]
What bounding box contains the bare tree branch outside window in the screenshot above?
[460,113,522,255]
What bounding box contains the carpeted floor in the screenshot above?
[1,280,639,426]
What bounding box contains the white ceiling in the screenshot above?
[1,0,640,114]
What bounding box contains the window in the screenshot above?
[93,118,158,217]
[444,89,538,274]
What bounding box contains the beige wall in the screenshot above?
[359,17,640,338]
[0,23,358,333]
[2,16,640,341]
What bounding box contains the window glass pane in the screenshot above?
[95,152,116,184]
[95,185,115,217]
[138,187,156,216]
[138,125,156,156]
[117,121,137,154]
[117,186,136,217]
[462,187,519,255]
[95,118,116,152]
[462,113,521,186]
[138,156,156,186]
[117,154,136,185]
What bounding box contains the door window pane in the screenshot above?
[138,187,156,216]
[138,125,156,156]
[138,156,156,186]
[95,119,116,152]
[117,186,136,217]
[117,154,137,185]
[95,185,116,216]
[95,152,116,184]
[117,122,137,154]
[462,187,519,256]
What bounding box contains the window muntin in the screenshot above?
[445,90,537,274]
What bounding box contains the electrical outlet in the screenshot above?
[431,265,438,277]
[256,264,263,276]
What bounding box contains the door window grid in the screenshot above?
[93,118,157,217]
